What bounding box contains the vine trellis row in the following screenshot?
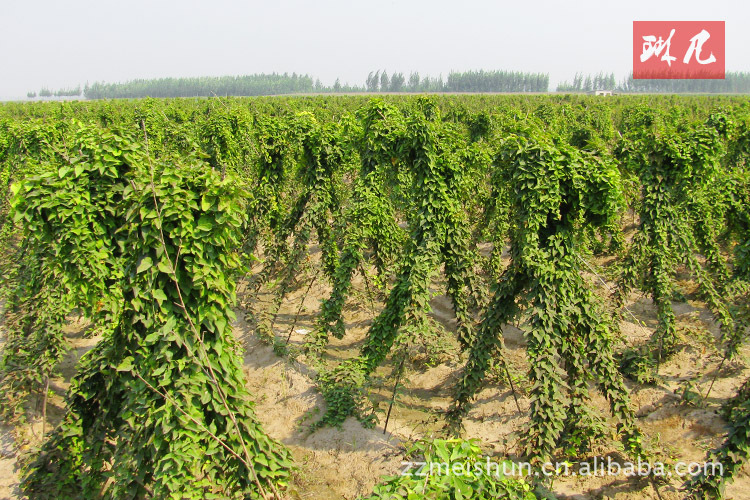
[0,96,748,498]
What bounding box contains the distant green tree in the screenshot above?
[583,75,592,92]
[366,71,379,92]
[618,71,750,93]
[380,71,390,92]
[445,70,549,92]
[84,73,317,98]
[390,72,405,92]
[408,72,420,91]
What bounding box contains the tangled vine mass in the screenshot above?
[0,95,748,499]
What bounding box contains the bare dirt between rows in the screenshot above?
[1,248,749,499]
[240,245,750,500]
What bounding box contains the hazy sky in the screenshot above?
[1,0,748,100]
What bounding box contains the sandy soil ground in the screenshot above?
[240,244,750,499]
[1,243,748,500]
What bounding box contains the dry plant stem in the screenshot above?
[650,477,664,500]
[383,356,405,435]
[41,374,49,441]
[656,334,665,375]
[286,271,319,344]
[358,263,377,315]
[703,356,727,403]
[504,362,522,414]
[576,253,647,333]
[141,123,276,500]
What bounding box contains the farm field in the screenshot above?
[0,94,749,500]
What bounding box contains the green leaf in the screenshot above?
[136,256,153,274]
[153,289,168,306]
[196,216,212,231]
[158,258,173,274]
[214,316,227,335]
[116,357,134,372]
[201,196,213,211]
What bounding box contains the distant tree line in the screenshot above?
[618,71,750,93]
[82,74,316,99]
[55,86,82,97]
[365,69,549,92]
[29,86,82,98]
[28,70,551,100]
[445,70,549,92]
[365,70,444,92]
[28,70,750,99]
[556,72,617,92]
[556,71,750,94]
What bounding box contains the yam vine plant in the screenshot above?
[197,102,254,175]
[9,125,292,499]
[0,119,63,311]
[0,123,132,419]
[362,438,539,500]
[132,100,205,163]
[614,110,742,380]
[722,113,750,282]
[448,122,645,467]
[2,95,750,500]
[529,103,625,258]
[314,99,486,428]
[686,376,750,499]
[0,252,70,419]
[0,119,64,233]
[243,115,295,258]
[727,170,750,282]
[251,113,352,347]
[305,101,405,352]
